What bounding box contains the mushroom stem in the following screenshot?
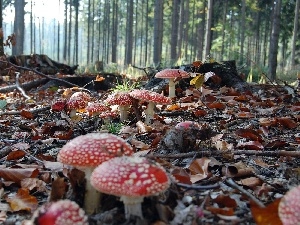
[120,196,144,219]
[168,78,177,98]
[144,102,155,125]
[119,105,130,122]
[83,167,102,215]
[69,109,77,117]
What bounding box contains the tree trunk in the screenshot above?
[87,0,91,65]
[63,0,68,62]
[291,0,299,69]
[12,0,25,55]
[170,0,180,65]
[239,0,246,64]
[111,0,118,63]
[153,0,163,65]
[125,0,133,65]
[268,0,281,81]
[0,0,3,56]
[203,0,213,59]
[74,0,79,64]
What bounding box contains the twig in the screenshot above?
[1,60,81,89]
[176,182,220,190]
[224,177,265,208]
[0,106,51,116]
[149,149,300,158]
[15,72,31,100]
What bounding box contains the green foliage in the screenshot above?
[103,122,124,134]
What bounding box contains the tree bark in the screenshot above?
[268,0,281,81]
[125,0,133,65]
[0,0,3,56]
[153,0,163,65]
[291,0,299,69]
[170,0,180,65]
[203,0,213,60]
[12,0,25,55]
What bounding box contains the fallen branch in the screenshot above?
[0,78,48,93]
[0,106,51,116]
[150,149,300,158]
[15,72,31,100]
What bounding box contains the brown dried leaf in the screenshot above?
[6,188,38,212]
[6,150,26,161]
[20,110,34,119]
[21,178,47,192]
[236,141,264,150]
[49,177,67,201]
[251,198,282,225]
[235,129,263,142]
[188,158,211,183]
[277,117,297,129]
[171,168,192,185]
[214,194,238,208]
[0,168,39,184]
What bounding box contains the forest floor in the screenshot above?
[0,65,299,225]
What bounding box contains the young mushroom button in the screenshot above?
[155,69,190,98]
[57,133,134,215]
[31,200,88,225]
[129,89,171,125]
[105,91,133,122]
[90,155,170,220]
[66,92,91,117]
[278,185,300,225]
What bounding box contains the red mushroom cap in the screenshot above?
[155,69,190,79]
[129,89,171,105]
[32,200,88,225]
[278,185,300,225]
[57,133,134,168]
[99,111,118,119]
[51,99,66,112]
[175,121,200,130]
[90,156,170,197]
[86,102,110,116]
[105,91,133,106]
[67,92,91,110]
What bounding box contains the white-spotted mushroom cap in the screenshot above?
[105,91,133,106]
[129,89,171,105]
[278,185,300,225]
[32,199,88,225]
[57,133,134,168]
[155,69,190,79]
[175,121,201,130]
[66,92,91,110]
[90,156,170,197]
[86,102,110,116]
[51,99,66,112]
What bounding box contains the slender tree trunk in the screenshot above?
[268,0,281,81]
[30,0,33,54]
[0,0,3,56]
[68,3,72,64]
[177,0,185,60]
[125,0,133,65]
[87,0,91,65]
[170,0,180,65]
[221,0,228,56]
[57,1,60,61]
[240,0,246,64]
[291,0,299,69]
[203,0,213,59]
[111,0,118,63]
[144,0,149,65]
[12,0,25,55]
[63,0,68,62]
[74,0,79,64]
[153,0,163,65]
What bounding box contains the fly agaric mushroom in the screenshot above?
[278,185,300,225]
[155,69,190,98]
[105,91,133,122]
[31,200,88,225]
[66,92,91,117]
[175,121,201,130]
[86,102,110,117]
[129,89,171,125]
[57,133,134,215]
[90,155,170,220]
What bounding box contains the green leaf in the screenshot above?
[0,100,7,109]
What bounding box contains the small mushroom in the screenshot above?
[278,185,300,225]
[130,89,171,125]
[57,133,134,214]
[31,200,88,225]
[66,92,91,117]
[51,99,66,112]
[90,156,170,220]
[86,102,110,117]
[105,91,133,122]
[155,69,190,98]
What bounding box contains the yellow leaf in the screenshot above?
[190,73,205,89]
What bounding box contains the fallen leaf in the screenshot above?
[251,199,282,225]
[20,110,34,119]
[6,188,38,212]
[0,168,39,184]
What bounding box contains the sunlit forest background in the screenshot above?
[1,0,299,81]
